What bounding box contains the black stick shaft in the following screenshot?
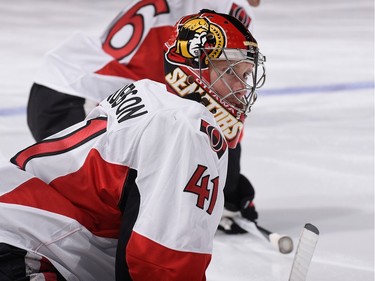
[255,224,272,240]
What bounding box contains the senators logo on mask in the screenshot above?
[165,16,226,69]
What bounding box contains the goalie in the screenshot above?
[0,10,266,281]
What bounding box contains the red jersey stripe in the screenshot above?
[11,117,107,170]
[2,150,128,238]
[126,231,211,281]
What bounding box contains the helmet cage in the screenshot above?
[198,47,266,118]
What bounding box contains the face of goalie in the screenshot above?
[209,59,255,111]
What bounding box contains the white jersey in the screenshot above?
[0,79,228,280]
[34,0,256,102]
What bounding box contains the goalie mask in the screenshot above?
[164,10,266,148]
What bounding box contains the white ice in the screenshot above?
[0,0,373,280]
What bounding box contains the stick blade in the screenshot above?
[288,223,319,281]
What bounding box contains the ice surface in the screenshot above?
[0,0,373,280]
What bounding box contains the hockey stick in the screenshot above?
[288,223,319,281]
[232,217,294,254]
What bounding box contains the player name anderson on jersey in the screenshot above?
[106,82,148,123]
